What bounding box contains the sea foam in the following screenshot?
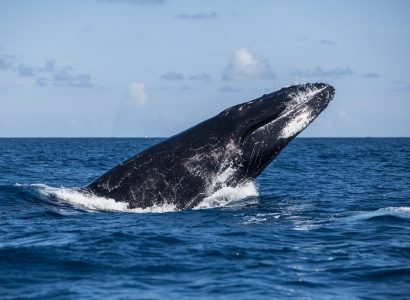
[23,182,258,213]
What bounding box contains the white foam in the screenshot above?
[243,216,267,225]
[31,184,177,213]
[183,138,256,209]
[194,181,259,210]
[243,212,280,225]
[22,182,258,213]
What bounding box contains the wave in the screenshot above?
[240,206,410,228]
[15,182,259,213]
[342,207,410,222]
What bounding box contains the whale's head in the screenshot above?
[220,83,335,180]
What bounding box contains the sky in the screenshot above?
[0,0,409,137]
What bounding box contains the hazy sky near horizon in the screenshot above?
[1,0,409,137]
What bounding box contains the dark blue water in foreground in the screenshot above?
[0,138,409,299]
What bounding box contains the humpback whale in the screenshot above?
[87,83,335,210]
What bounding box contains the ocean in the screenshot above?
[0,138,409,299]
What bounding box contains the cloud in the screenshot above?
[0,48,95,88]
[97,0,165,5]
[35,61,94,88]
[189,73,211,81]
[0,54,15,70]
[160,71,184,80]
[53,69,93,88]
[177,12,218,20]
[222,48,275,81]
[218,85,241,92]
[34,66,94,88]
[39,60,56,73]
[320,39,337,46]
[129,81,147,106]
[393,83,410,92]
[363,72,380,79]
[38,62,95,88]
[36,78,48,87]
[18,64,35,77]
[292,66,354,79]
[181,85,192,91]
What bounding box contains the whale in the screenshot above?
[87,83,335,210]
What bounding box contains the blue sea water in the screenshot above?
[0,138,409,299]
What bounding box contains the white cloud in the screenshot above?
[222,48,275,81]
[129,81,147,106]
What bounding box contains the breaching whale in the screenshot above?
[87,83,335,210]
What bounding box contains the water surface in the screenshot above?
[0,138,409,299]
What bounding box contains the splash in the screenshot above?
[29,184,177,213]
[21,182,258,213]
[195,181,258,210]
[196,141,260,209]
[183,138,248,209]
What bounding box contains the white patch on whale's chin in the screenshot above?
[276,85,327,139]
[266,85,325,139]
[279,107,314,139]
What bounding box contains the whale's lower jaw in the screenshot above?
[87,83,335,210]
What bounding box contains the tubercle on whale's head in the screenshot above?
[220,83,335,180]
